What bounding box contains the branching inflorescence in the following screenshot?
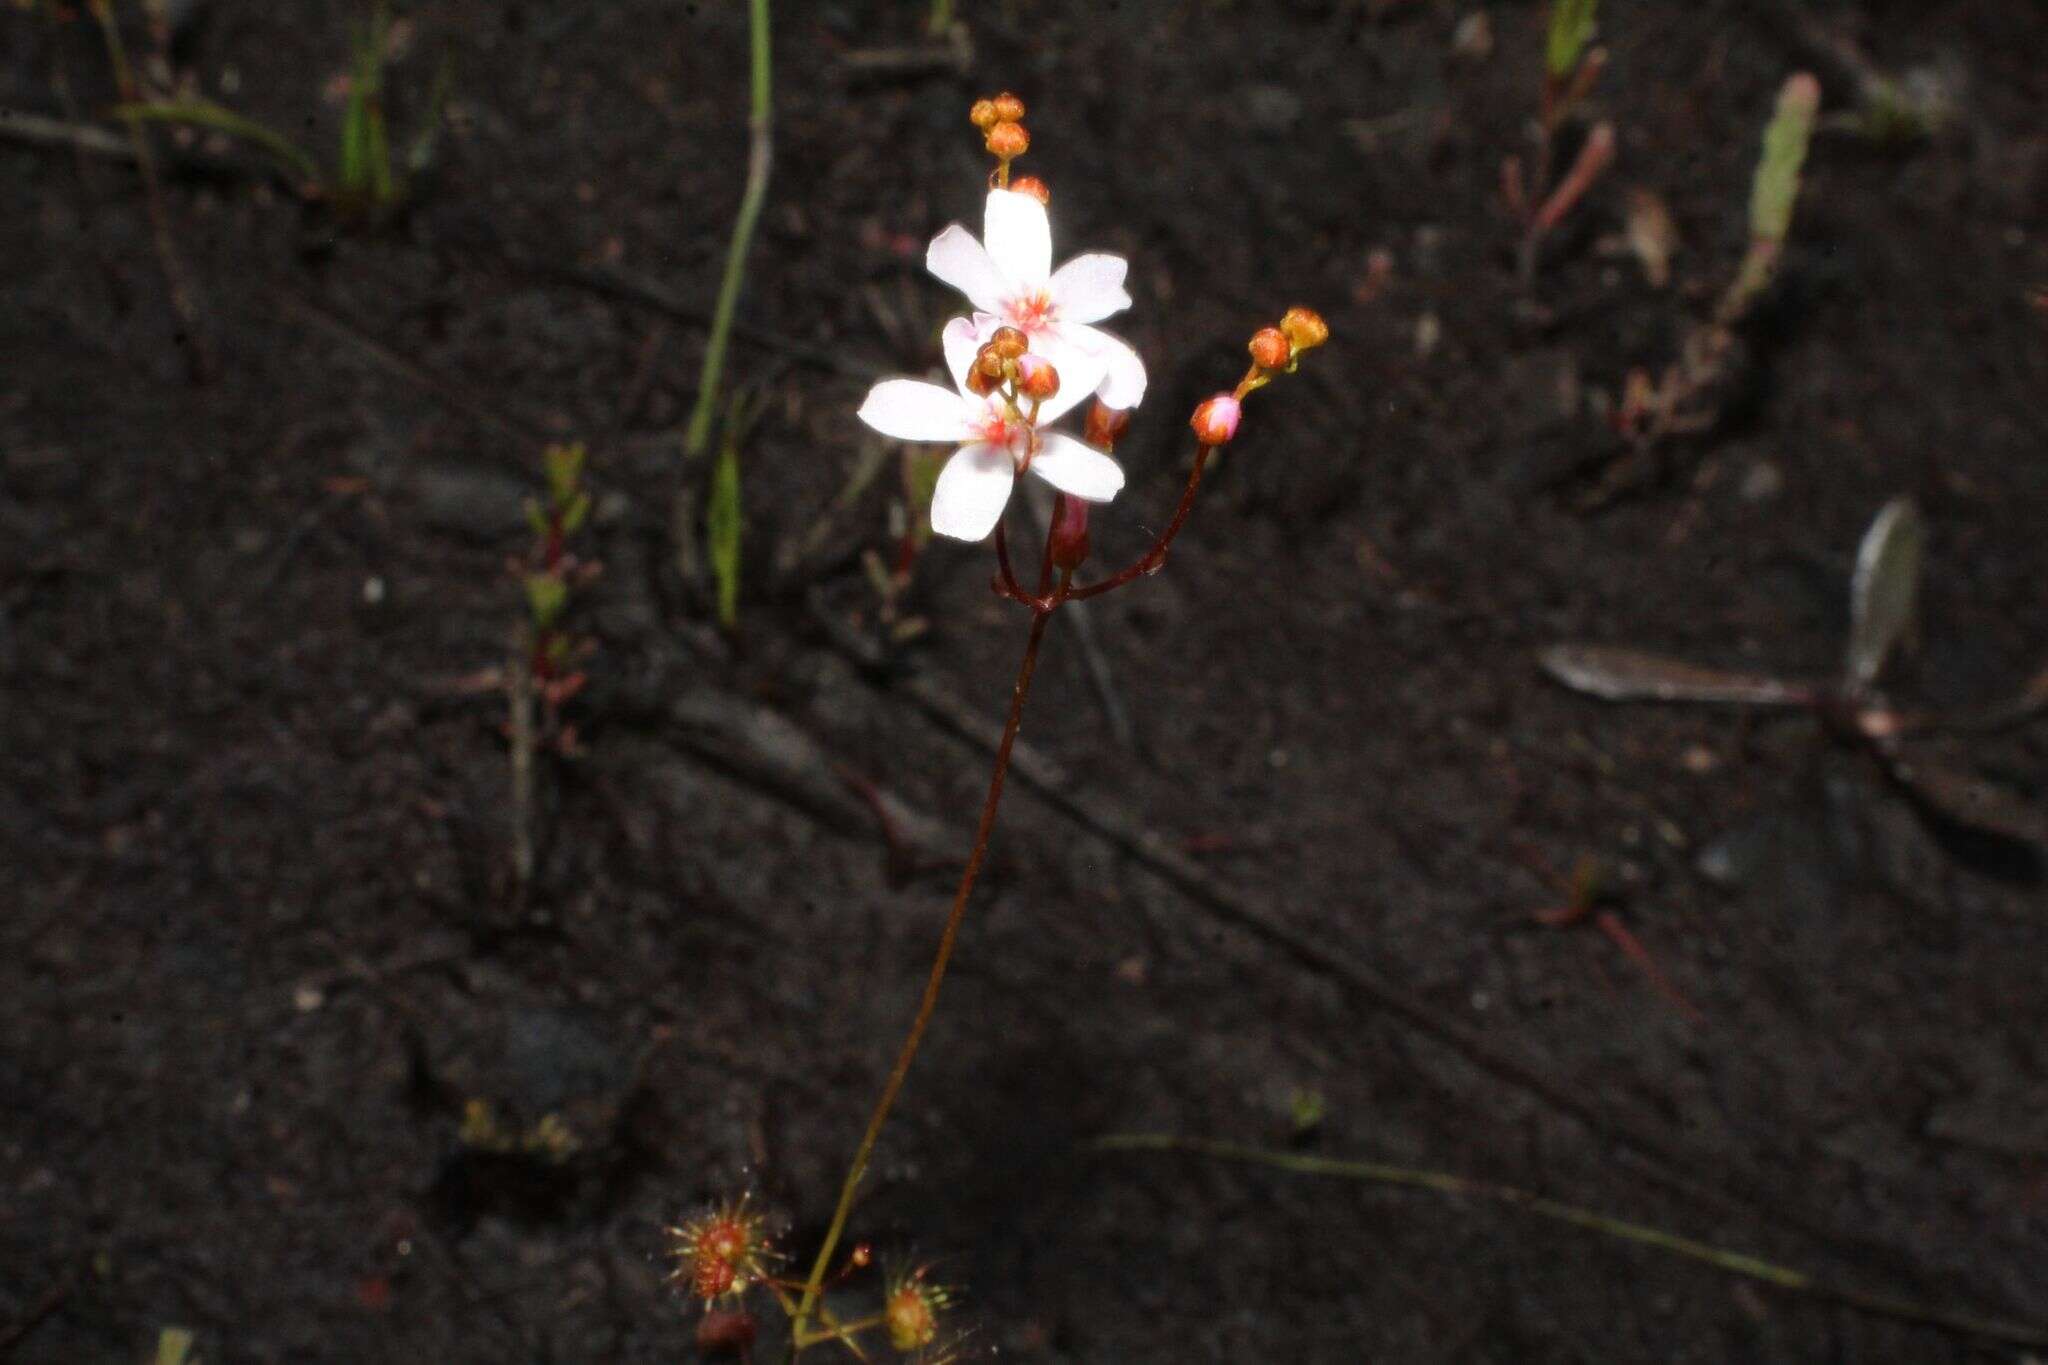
[670,91,1326,1361]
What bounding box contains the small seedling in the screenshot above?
[113,1,448,223]
[1501,0,1615,286]
[1542,498,2048,850]
[506,441,600,886]
[1607,73,1819,469]
[666,1198,971,1362]
[1513,846,1704,1024]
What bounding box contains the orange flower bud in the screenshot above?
[1016,354,1060,401]
[1278,306,1329,353]
[1008,174,1051,205]
[1084,400,1132,450]
[986,121,1029,159]
[1190,393,1242,445]
[968,98,999,130]
[1248,326,1291,370]
[991,91,1026,123]
[988,326,1029,360]
[965,362,999,396]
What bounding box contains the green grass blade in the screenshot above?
[1750,71,1820,244]
[1545,0,1598,80]
[110,100,321,186]
[707,419,745,628]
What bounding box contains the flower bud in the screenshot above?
[1084,400,1132,450]
[991,91,1026,123]
[1016,354,1059,401]
[1248,326,1291,370]
[1049,492,1090,572]
[1190,393,1242,445]
[965,362,999,396]
[986,120,1029,159]
[1008,174,1050,205]
[968,98,999,130]
[1278,306,1329,353]
[988,326,1029,360]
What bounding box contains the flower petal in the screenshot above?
[926,225,1005,312]
[1034,346,1107,426]
[929,442,1016,541]
[941,316,983,395]
[1028,432,1125,503]
[857,380,974,442]
[1047,253,1131,324]
[983,188,1051,289]
[1020,328,1108,424]
[1067,324,1147,409]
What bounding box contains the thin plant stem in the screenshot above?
[1092,1133,2048,1350]
[791,565,1070,1347]
[1066,444,1213,601]
[681,0,772,466]
[673,0,771,585]
[92,0,215,381]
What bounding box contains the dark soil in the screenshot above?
[5,1,2047,1361]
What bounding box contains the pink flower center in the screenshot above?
[974,406,1025,453]
[1006,289,1056,333]
[973,402,1035,469]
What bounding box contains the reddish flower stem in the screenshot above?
[1066,444,1214,601]
[791,556,1069,1343]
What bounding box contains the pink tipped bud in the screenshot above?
[1049,493,1090,572]
[1190,393,1242,445]
[1008,174,1051,205]
[1084,400,1132,450]
[1016,354,1060,401]
[1781,71,1821,119]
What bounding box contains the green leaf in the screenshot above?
[1750,72,1820,244]
[524,497,549,540]
[525,573,568,629]
[340,4,393,202]
[706,430,743,629]
[560,491,591,536]
[1545,0,1599,81]
[156,1328,198,1365]
[543,441,587,504]
[1845,497,1923,690]
[110,100,321,186]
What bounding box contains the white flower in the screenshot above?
[926,189,1148,410]
[857,318,1125,542]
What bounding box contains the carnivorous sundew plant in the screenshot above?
[668,92,1327,1360]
